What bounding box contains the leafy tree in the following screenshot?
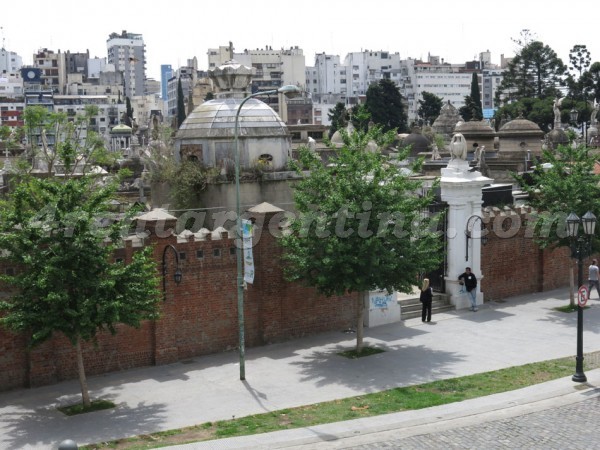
[327,102,347,138]
[566,45,592,108]
[22,105,114,175]
[349,103,371,133]
[569,45,591,83]
[493,97,555,132]
[204,92,215,102]
[514,143,600,304]
[170,160,213,210]
[0,134,161,408]
[417,91,444,125]
[365,79,408,133]
[586,62,600,102]
[280,127,442,352]
[511,29,537,49]
[177,78,187,129]
[495,41,567,105]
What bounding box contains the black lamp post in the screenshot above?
[570,107,587,145]
[162,244,183,301]
[566,210,597,382]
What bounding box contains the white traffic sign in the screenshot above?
[578,285,590,307]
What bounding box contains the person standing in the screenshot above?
[420,278,433,322]
[589,259,600,299]
[458,267,478,311]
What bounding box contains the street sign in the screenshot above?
[578,285,590,307]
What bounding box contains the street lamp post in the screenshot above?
[566,211,597,383]
[234,85,300,380]
[570,107,588,146]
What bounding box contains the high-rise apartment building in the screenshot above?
[161,64,173,100]
[106,30,146,97]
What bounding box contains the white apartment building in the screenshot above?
[0,72,24,99]
[207,44,306,93]
[106,30,146,98]
[343,50,402,104]
[0,48,22,75]
[306,50,403,107]
[305,53,345,105]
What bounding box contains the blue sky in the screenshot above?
[4,0,599,80]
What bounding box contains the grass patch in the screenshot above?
[81,352,600,449]
[337,346,385,359]
[58,399,115,416]
[554,304,590,313]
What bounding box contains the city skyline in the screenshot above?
[3,0,600,80]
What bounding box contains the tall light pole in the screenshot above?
[566,211,597,383]
[234,84,300,380]
[570,106,588,146]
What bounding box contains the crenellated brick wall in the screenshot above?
[1,206,589,392]
[0,211,357,391]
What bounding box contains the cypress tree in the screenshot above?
[470,73,483,120]
[177,78,187,129]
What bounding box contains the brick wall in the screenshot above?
[0,211,357,391]
[480,206,591,300]
[2,206,586,392]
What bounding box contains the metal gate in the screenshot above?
[424,201,448,293]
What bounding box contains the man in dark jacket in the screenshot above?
[458,267,478,311]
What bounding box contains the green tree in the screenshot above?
[0,142,161,408]
[459,95,477,122]
[417,91,444,125]
[495,41,567,104]
[327,102,347,138]
[22,105,114,175]
[514,143,600,304]
[177,78,187,129]
[586,62,600,102]
[124,97,134,127]
[493,97,555,132]
[280,127,442,352]
[365,79,408,133]
[204,92,215,102]
[349,104,371,133]
[469,73,483,120]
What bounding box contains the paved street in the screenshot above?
[332,396,600,449]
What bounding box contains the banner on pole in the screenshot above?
[242,219,254,284]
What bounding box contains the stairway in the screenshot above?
[398,292,454,320]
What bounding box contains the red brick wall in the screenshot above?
[0,212,357,391]
[3,206,584,392]
[480,207,592,300]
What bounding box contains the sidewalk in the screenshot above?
[1,287,599,450]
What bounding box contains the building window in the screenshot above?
[213,248,221,258]
[196,250,204,259]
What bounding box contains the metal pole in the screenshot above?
[234,86,298,380]
[235,89,278,381]
[573,242,587,382]
[234,99,246,381]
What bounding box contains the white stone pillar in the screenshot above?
[441,159,492,310]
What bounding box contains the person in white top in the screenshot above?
[588,259,600,299]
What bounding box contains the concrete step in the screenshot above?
[398,293,453,320]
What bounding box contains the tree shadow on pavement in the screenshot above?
[0,400,168,450]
